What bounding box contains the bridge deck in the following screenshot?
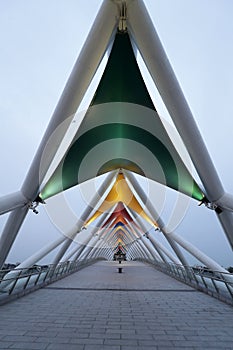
[0,261,233,349]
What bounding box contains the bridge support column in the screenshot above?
[81,236,103,260]
[124,170,188,266]
[77,211,113,261]
[126,233,146,260]
[128,211,169,263]
[129,211,180,264]
[127,0,233,248]
[0,191,28,215]
[140,233,163,262]
[135,239,149,259]
[53,171,117,264]
[0,206,29,268]
[133,237,154,261]
[146,231,180,265]
[0,0,118,269]
[129,221,163,262]
[167,231,228,274]
[124,170,228,273]
[67,231,96,262]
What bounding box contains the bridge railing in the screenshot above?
[138,258,233,306]
[0,258,103,305]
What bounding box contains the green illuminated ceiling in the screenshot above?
[40,31,204,202]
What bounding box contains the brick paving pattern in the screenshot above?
[0,261,233,349]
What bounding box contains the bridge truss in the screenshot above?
[1,0,233,282]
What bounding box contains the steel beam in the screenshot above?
[52,171,116,264]
[0,191,28,216]
[0,0,118,269]
[127,0,233,246]
[0,206,29,268]
[124,170,188,265]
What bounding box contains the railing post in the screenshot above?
[200,275,208,290]
[211,279,219,294]
[224,281,233,299]
[23,272,33,290]
[34,269,42,286]
[190,269,200,286]
[42,266,51,283]
[8,270,22,295]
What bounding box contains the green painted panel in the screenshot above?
[91,32,155,109]
[40,31,204,202]
[41,123,203,201]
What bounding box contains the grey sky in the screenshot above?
[0,1,233,266]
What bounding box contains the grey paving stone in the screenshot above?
[122,333,153,340]
[104,332,121,339]
[0,330,26,336]
[88,332,105,339]
[90,327,106,333]
[61,331,89,338]
[154,334,186,341]
[0,343,14,349]
[34,336,71,344]
[84,346,120,350]
[0,261,233,350]
[104,339,138,346]
[140,339,174,346]
[172,340,232,348]
[9,343,48,349]
[2,336,36,342]
[25,331,57,337]
[106,329,136,334]
[121,347,157,350]
[47,344,84,350]
[158,348,194,350]
[70,338,104,345]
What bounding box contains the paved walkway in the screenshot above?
[0,261,233,349]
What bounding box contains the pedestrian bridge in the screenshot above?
[0,260,233,350]
[1,1,233,348]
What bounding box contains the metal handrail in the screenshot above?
[0,258,104,304]
[137,258,233,306]
[1,258,233,306]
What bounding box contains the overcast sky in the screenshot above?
[1,0,233,267]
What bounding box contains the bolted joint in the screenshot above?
[27,201,40,214]
[200,200,222,214]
